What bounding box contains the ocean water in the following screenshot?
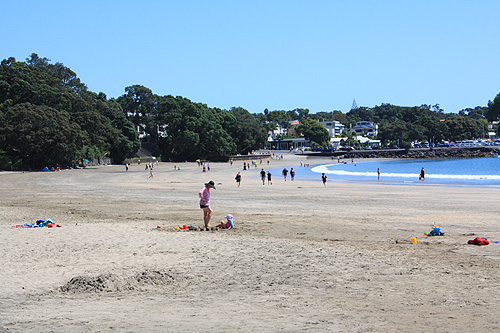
[269,157,500,187]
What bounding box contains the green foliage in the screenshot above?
[339,129,357,147]
[1,53,496,169]
[460,106,488,120]
[296,119,330,146]
[0,103,83,169]
[152,96,266,161]
[445,116,482,141]
[229,107,267,154]
[486,93,500,122]
[0,54,140,169]
[116,85,157,142]
[344,103,487,144]
[266,110,291,125]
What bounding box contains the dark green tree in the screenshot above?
[229,107,267,154]
[0,54,140,168]
[378,120,410,146]
[156,96,237,161]
[444,116,482,141]
[117,85,158,142]
[486,93,500,122]
[296,119,330,146]
[0,103,83,169]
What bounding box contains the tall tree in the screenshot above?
[117,85,158,142]
[296,119,330,146]
[486,93,500,121]
[0,103,83,169]
[229,107,267,154]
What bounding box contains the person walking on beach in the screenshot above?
[321,173,327,187]
[235,172,242,187]
[149,166,154,179]
[290,168,295,181]
[267,170,272,185]
[419,167,425,181]
[125,163,128,172]
[377,168,380,181]
[282,167,288,181]
[260,168,266,185]
[199,181,215,227]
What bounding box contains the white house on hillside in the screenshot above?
[319,120,345,137]
[351,121,378,137]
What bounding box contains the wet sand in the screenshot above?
[1,153,499,332]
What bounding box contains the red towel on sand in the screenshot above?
[468,237,489,246]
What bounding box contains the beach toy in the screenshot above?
[183,224,188,229]
[157,225,161,228]
[423,232,428,236]
[411,237,417,244]
[175,227,180,230]
[434,227,441,235]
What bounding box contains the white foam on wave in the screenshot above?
[311,164,500,180]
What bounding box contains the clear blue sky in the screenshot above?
[2,1,499,114]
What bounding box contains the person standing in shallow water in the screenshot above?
[290,168,295,181]
[199,181,216,227]
[419,167,425,181]
[377,168,380,181]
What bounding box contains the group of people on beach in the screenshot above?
[186,158,429,228]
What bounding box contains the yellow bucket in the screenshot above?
[410,237,417,244]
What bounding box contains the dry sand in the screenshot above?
[1,153,499,332]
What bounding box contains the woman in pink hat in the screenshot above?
[199,181,215,227]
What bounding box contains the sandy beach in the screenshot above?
[1,153,499,332]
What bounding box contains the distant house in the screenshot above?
[267,122,288,140]
[267,137,311,150]
[267,120,302,139]
[351,121,378,137]
[319,120,345,137]
[330,137,348,148]
[356,136,381,148]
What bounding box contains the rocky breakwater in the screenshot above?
[346,147,500,159]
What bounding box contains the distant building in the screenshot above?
[319,120,345,137]
[351,121,378,137]
[356,136,381,148]
[266,137,311,150]
[126,112,166,139]
[267,122,288,140]
[267,120,302,140]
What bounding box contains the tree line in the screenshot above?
[1,54,499,170]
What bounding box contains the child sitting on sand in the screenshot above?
[215,214,235,229]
